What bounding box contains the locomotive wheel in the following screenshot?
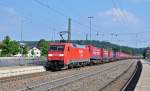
[81,62,85,67]
[68,64,73,69]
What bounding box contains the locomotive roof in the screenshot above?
[49,42,87,48]
[49,42,72,45]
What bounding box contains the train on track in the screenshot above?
[46,42,134,70]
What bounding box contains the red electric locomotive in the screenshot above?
[47,43,90,70]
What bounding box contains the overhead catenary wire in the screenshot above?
[33,0,89,29]
[110,0,150,47]
[115,0,130,24]
[33,0,117,36]
[33,0,150,44]
[111,0,127,25]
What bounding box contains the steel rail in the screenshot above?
[0,60,112,83]
[121,60,141,91]
[99,60,135,91]
[18,62,129,91]
[0,71,52,83]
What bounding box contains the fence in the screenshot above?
[0,57,47,67]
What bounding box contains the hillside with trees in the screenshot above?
[0,36,144,57]
[22,40,144,56]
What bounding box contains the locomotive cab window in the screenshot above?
[49,45,64,51]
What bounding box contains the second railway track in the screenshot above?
[20,63,124,91]
[0,59,136,91]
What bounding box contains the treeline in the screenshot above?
[71,40,144,55]
[0,36,48,57]
[0,36,144,57]
[23,40,144,55]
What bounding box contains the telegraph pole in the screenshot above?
[86,34,88,40]
[135,33,138,48]
[21,20,23,42]
[110,33,114,42]
[88,16,94,42]
[54,29,56,42]
[68,18,71,42]
[20,18,25,57]
[20,18,25,65]
[118,40,122,52]
[115,34,121,52]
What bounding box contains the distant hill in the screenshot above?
[18,40,144,55]
[71,40,144,55]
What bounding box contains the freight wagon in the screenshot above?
[86,45,103,64]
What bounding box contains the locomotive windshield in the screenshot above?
[49,45,64,51]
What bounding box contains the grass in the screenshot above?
[145,59,150,62]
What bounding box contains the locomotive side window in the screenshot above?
[49,45,64,51]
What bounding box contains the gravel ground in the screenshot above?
[101,60,137,91]
[0,60,135,91]
[48,60,135,91]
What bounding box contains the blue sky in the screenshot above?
[0,0,149,48]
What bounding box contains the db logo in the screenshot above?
[79,50,83,57]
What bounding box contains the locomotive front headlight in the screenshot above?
[48,54,53,56]
[59,54,64,56]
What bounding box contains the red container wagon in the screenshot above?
[102,48,109,62]
[120,52,130,59]
[122,53,132,59]
[86,45,103,64]
[116,52,131,60]
[115,52,121,60]
[47,43,91,69]
[108,50,114,61]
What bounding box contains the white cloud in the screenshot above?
[103,8,139,25]
[95,8,145,35]
[127,0,150,3]
[0,6,17,15]
[4,7,16,15]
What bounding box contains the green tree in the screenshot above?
[0,42,4,49]
[3,36,11,45]
[37,39,46,49]
[41,44,48,56]
[1,36,11,56]
[31,49,34,56]
[37,39,48,56]
[9,41,20,55]
[0,42,3,57]
[1,36,20,56]
[23,44,29,56]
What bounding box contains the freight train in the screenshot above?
[46,42,133,70]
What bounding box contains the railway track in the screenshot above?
[0,60,135,91]
[100,59,137,91]
[17,60,134,91]
[0,60,119,83]
[121,60,142,91]
[0,64,99,83]
[0,71,51,83]
[20,64,122,91]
